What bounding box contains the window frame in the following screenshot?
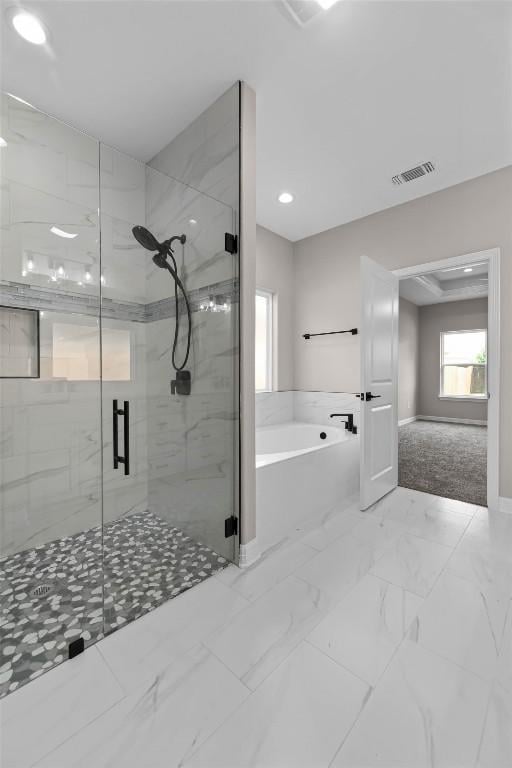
[255,288,273,393]
[439,328,487,401]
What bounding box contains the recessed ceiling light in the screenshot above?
[316,0,340,9]
[0,137,7,148]
[11,10,47,45]
[188,218,198,226]
[50,226,77,239]
[464,268,473,273]
[278,192,294,204]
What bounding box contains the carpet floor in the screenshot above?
[398,420,487,506]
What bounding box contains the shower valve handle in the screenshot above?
[171,370,191,396]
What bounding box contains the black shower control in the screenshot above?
[171,370,191,396]
[320,432,327,440]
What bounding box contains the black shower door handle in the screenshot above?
[113,399,130,476]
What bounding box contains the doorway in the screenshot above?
[394,249,500,510]
[359,249,500,512]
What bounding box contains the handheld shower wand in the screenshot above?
[132,225,191,395]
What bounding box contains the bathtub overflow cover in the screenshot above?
[320,432,327,440]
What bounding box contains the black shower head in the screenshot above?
[132,225,162,252]
[132,226,186,261]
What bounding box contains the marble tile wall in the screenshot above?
[0,94,103,557]
[255,390,360,429]
[294,390,360,429]
[255,391,294,427]
[101,319,149,527]
[149,84,240,210]
[0,93,100,297]
[144,90,240,562]
[145,307,238,560]
[99,146,148,305]
[99,146,149,529]
[1,87,240,565]
[0,311,149,556]
[0,97,149,557]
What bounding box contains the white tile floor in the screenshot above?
[1,487,511,768]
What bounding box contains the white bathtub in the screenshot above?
[256,421,360,553]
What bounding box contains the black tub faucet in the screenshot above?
[330,413,357,434]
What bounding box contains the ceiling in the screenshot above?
[399,263,489,306]
[3,1,512,241]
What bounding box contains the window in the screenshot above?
[255,290,273,392]
[440,329,487,399]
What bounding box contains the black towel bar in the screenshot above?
[302,328,358,340]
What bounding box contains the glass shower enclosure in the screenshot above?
[0,91,240,696]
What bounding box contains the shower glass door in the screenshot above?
[0,92,240,695]
[0,93,104,696]
[99,146,239,633]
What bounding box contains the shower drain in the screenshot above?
[30,583,55,598]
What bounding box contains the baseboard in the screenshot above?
[499,496,512,514]
[398,416,417,426]
[238,538,260,568]
[417,415,488,426]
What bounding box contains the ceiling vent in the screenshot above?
[392,161,435,185]
[282,0,323,27]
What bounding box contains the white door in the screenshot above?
[360,256,399,509]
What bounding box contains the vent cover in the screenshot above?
[392,161,435,185]
[282,0,322,27]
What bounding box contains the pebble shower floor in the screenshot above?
[0,511,228,697]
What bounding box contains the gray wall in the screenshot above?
[418,298,488,422]
[398,298,419,423]
[256,225,295,391]
[293,166,512,498]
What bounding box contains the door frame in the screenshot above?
[393,248,500,512]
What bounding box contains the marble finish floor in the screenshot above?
[0,511,227,698]
[1,487,511,767]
